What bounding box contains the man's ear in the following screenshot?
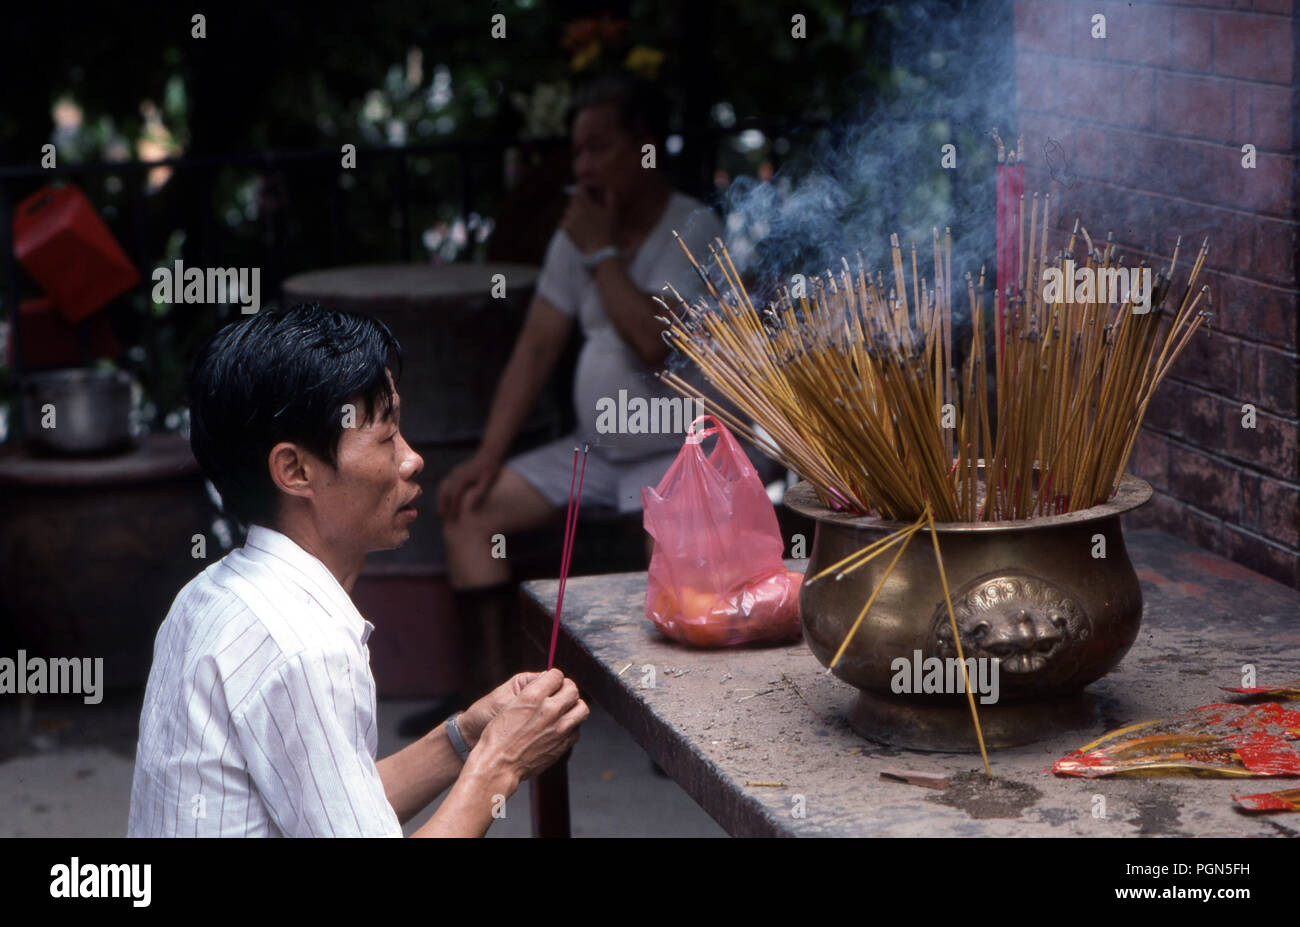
[267,442,318,503]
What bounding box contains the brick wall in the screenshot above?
[1013,0,1299,587]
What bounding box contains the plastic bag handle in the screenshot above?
[684,414,720,445]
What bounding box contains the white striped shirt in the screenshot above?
[127,525,402,837]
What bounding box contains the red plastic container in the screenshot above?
[13,184,140,323]
[6,296,120,370]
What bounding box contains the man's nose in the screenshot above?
[399,434,423,479]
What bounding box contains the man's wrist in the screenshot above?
[456,709,485,748]
[462,749,519,799]
[445,713,473,762]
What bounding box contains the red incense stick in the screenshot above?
[547,444,588,669]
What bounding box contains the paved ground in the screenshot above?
[0,687,725,838]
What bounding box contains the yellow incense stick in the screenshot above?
[925,504,992,779]
[827,525,919,670]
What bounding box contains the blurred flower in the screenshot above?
[137,99,181,192]
[561,18,599,52]
[562,15,625,53]
[624,45,664,79]
[405,47,423,90]
[362,91,388,124]
[52,98,83,131]
[571,40,601,72]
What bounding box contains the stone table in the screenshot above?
[519,529,1300,837]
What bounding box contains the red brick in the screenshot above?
[1162,0,1248,8]
[1171,8,1216,72]
[1250,281,1298,350]
[1016,0,1073,56]
[1111,188,1158,245]
[1250,84,1293,151]
[1251,217,1296,286]
[1155,379,1229,446]
[1017,54,1056,112]
[1119,65,1158,131]
[1132,428,1172,491]
[1253,0,1294,16]
[1106,3,1173,69]
[1258,345,1300,415]
[1126,488,1224,552]
[1204,275,1298,350]
[1170,328,1241,397]
[1166,438,1242,520]
[1156,73,1235,142]
[1163,140,1232,204]
[1223,407,1299,479]
[1233,84,1254,142]
[1146,378,1184,434]
[1221,525,1299,587]
[1050,57,1089,108]
[1238,339,1262,401]
[1258,478,1300,546]
[1149,197,1226,268]
[1213,12,1293,82]
[1222,151,1292,217]
[1071,126,1110,183]
[1240,470,1262,528]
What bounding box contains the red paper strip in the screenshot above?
[1219,680,1300,698]
[1233,787,1300,812]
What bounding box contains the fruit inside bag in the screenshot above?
[642,415,803,647]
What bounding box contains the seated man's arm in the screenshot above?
[374,721,468,824]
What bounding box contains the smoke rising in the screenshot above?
[716,0,1018,312]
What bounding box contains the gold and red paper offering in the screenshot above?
[1053,703,1300,778]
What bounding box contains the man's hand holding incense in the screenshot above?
[457,671,542,748]
[467,668,589,789]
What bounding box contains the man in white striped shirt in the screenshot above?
[129,304,588,837]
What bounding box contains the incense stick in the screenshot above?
[547,445,588,670]
[925,504,992,779]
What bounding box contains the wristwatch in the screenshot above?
[582,245,619,272]
[445,713,472,762]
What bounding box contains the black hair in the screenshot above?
[189,303,403,530]
[570,73,670,148]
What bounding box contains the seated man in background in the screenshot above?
[436,74,724,694]
[129,304,588,837]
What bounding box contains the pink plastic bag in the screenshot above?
[642,415,803,647]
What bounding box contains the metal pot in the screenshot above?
[20,368,135,455]
[784,473,1153,751]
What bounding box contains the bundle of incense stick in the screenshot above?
[656,198,1211,523]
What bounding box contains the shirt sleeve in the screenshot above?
[535,229,583,317]
[231,648,402,838]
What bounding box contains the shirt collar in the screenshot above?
[241,524,375,645]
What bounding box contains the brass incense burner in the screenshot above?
[785,473,1153,752]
